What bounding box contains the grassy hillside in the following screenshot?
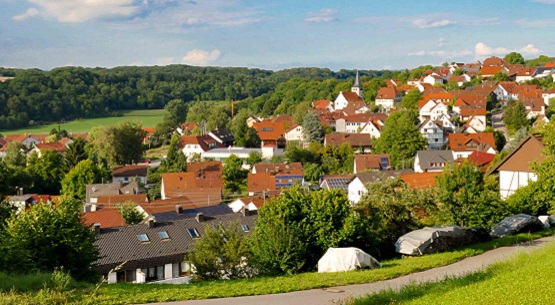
[353,238,555,305]
[0,109,164,135]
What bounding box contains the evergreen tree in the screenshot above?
[503,100,529,132]
[63,137,88,173]
[245,127,261,148]
[301,111,324,143]
[161,132,187,172]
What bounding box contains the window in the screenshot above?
[137,234,149,242]
[187,228,200,238]
[158,231,170,240]
[242,225,249,232]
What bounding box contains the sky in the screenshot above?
[1,0,555,71]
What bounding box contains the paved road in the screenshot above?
[144,236,555,305]
[492,109,509,141]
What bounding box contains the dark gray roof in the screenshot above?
[354,169,413,184]
[416,150,454,170]
[85,182,139,203]
[152,204,235,222]
[352,70,362,88]
[209,129,234,143]
[94,210,257,273]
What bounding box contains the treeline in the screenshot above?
[0,65,389,130]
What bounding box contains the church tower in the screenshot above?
[351,70,364,99]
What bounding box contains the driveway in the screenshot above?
[144,236,555,305]
[491,109,508,140]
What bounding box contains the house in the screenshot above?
[375,87,402,110]
[179,135,223,160]
[284,124,306,143]
[483,56,504,66]
[208,129,234,147]
[5,134,41,149]
[418,99,450,122]
[459,107,487,121]
[488,135,545,199]
[449,132,496,159]
[353,154,391,173]
[422,74,445,86]
[248,162,304,196]
[414,150,454,173]
[312,99,334,111]
[91,194,149,211]
[112,165,149,184]
[463,115,488,133]
[228,195,268,213]
[83,209,127,229]
[8,194,55,213]
[400,172,442,189]
[335,113,387,134]
[86,182,139,204]
[160,172,222,205]
[28,142,67,157]
[419,119,447,149]
[448,74,471,87]
[252,121,287,148]
[334,72,365,112]
[479,66,505,79]
[347,170,412,204]
[187,161,223,176]
[94,207,257,284]
[324,133,372,153]
[359,119,384,139]
[319,174,354,191]
[461,151,496,172]
[176,123,199,136]
[515,67,537,83]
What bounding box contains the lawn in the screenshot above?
[2,230,552,305]
[352,236,555,305]
[0,109,165,135]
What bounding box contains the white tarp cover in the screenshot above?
[318,247,381,273]
[395,225,468,256]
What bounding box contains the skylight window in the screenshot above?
[242,225,249,232]
[158,231,170,240]
[188,228,200,238]
[137,234,150,242]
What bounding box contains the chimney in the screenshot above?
[176,205,183,214]
[196,213,204,223]
[93,223,101,235]
[146,216,156,228]
[91,203,97,212]
[241,206,249,217]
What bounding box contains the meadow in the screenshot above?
[0,109,164,135]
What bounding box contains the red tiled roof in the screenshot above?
[354,154,390,172]
[400,172,441,189]
[376,87,399,100]
[253,121,286,141]
[466,151,496,169]
[34,142,67,153]
[112,165,149,177]
[325,133,372,148]
[253,162,303,175]
[460,107,487,117]
[187,161,223,174]
[448,132,496,152]
[247,172,276,194]
[312,99,332,109]
[482,57,504,66]
[480,65,503,76]
[83,209,126,228]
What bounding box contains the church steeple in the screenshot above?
[351,69,364,99]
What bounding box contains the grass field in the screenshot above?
[2,230,552,305]
[353,237,555,305]
[0,109,165,135]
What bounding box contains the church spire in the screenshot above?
[351,69,364,99]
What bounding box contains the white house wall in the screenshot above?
[347,178,367,205]
[499,170,538,199]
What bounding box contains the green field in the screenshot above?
[353,238,555,305]
[0,110,165,135]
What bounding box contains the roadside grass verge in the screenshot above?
[351,235,555,305]
[145,145,169,159]
[0,109,164,135]
[2,230,553,305]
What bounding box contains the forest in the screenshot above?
[0,65,390,130]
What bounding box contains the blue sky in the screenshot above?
[1,0,555,71]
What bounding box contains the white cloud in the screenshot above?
[516,18,555,28]
[155,57,175,66]
[474,42,541,59]
[408,51,426,56]
[13,7,40,21]
[181,49,221,66]
[15,0,140,23]
[304,9,337,23]
[408,49,472,58]
[412,19,454,29]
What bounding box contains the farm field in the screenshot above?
[0,109,164,135]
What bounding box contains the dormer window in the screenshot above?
[188,228,200,238]
[137,234,150,242]
[158,231,170,240]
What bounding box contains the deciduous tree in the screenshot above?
[61,160,103,200]
[89,121,146,166]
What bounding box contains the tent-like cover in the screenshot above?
[318,247,381,273]
[395,225,470,256]
[490,214,544,238]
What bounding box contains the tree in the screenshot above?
[0,197,99,281]
[244,127,261,148]
[436,162,504,229]
[3,141,26,168]
[373,111,427,168]
[189,222,252,280]
[503,101,529,132]
[161,132,187,172]
[491,71,510,82]
[223,154,247,192]
[301,111,324,143]
[355,177,438,257]
[503,127,529,152]
[62,137,88,173]
[163,99,188,127]
[89,121,146,166]
[61,160,103,200]
[504,52,525,65]
[246,151,263,168]
[250,186,358,275]
[26,150,64,194]
[400,89,422,110]
[118,201,144,225]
